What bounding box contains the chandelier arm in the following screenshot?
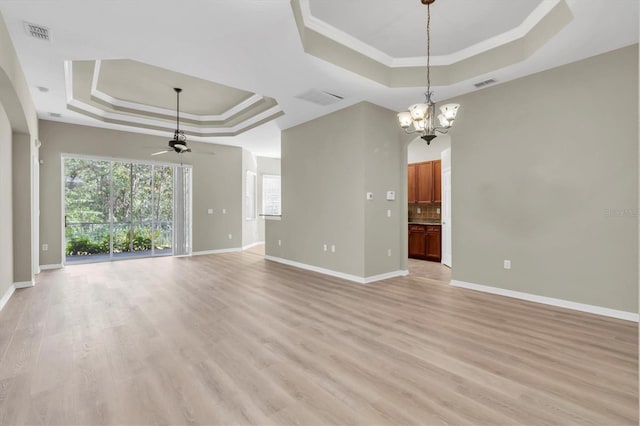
[403,128,421,135]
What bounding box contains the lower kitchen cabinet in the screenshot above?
[408,224,441,261]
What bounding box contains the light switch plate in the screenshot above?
[366,192,374,200]
[386,191,395,200]
[207,209,213,215]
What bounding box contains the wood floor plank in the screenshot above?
[0,251,636,425]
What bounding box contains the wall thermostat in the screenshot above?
[386,191,396,201]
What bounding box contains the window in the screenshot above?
[245,171,257,220]
[262,174,281,216]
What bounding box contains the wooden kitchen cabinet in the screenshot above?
[433,160,441,203]
[416,161,433,203]
[408,224,441,261]
[408,163,416,204]
[408,160,441,204]
[408,224,427,258]
[425,225,441,261]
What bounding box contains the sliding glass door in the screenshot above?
[64,156,189,264]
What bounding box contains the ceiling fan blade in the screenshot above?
[151,150,171,156]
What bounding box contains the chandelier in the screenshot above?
[397,0,460,145]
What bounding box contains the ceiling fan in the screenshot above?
[152,87,192,156]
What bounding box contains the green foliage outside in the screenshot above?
[65,227,170,256]
[64,158,174,257]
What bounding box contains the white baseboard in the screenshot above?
[364,269,409,283]
[450,280,639,322]
[242,241,265,251]
[40,264,63,271]
[265,255,407,284]
[0,284,15,312]
[192,248,242,256]
[14,280,35,289]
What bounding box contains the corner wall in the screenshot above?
[268,101,406,281]
[449,44,638,313]
[0,102,12,299]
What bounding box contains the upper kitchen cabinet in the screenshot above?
[433,160,441,203]
[408,160,441,204]
[408,163,417,204]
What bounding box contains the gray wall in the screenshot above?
[257,156,281,242]
[0,103,11,297]
[363,102,406,277]
[449,44,638,313]
[38,120,243,265]
[12,131,32,282]
[267,101,406,279]
[0,12,38,290]
[408,134,450,163]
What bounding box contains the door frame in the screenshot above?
[60,153,189,265]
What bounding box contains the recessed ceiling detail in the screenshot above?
[292,0,573,88]
[65,59,284,137]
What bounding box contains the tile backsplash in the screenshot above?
[409,203,441,222]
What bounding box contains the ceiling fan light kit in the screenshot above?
[398,0,460,145]
[152,87,192,156]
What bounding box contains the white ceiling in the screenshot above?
[308,0,542,58]
[0,0,637,158]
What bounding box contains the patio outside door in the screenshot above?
[64,156,186,264]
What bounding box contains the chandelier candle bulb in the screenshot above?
[397,0,461,145]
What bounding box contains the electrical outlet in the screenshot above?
[436,207,441,214]
[42,243,48,251]
[222,208,226,214]
[417,207,421,214]
[323,244,327,252]
[504,259,511,270]
[228,234,232,240]
[387,249,392,257]
[387,209,391,217]
[331,245,336,253]
[278,239,282,246]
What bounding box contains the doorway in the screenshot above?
[407,136,452,282]
[63,156,190,264]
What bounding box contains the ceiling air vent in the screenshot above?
[24,22,50,41]
[295,89,344,106]
[49,112,61,118]
[474,78,497,88]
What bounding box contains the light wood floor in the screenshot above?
[0,250,637,425]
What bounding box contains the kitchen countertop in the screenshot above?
[408,221,441,225]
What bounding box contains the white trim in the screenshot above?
[91,60,265,121]
[14,280,35,289]
[450,280,639,322]
[40,264,63,270]
[242,241,265,251]
[192,248,242,256]
[364,270,409,284]
[298,0,561,67]
[67,97,282,136]
[265,255,407,284]
[0,284,15,312]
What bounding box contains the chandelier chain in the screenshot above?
[426,2,431,96]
